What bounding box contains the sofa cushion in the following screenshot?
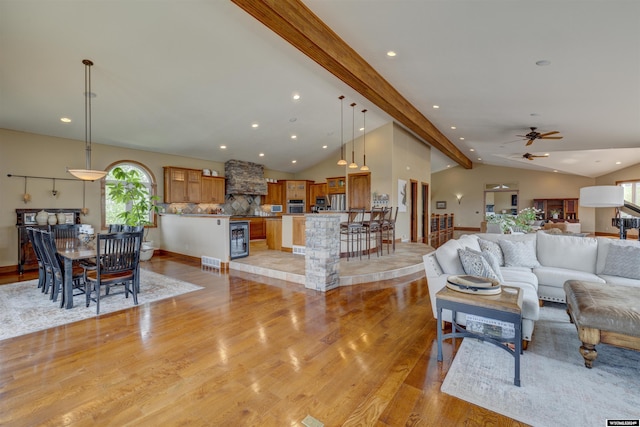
[499,239,541,268]
[502,283,540,321]
[435,239,465,275]
[533,266,605,287]
[601,244,640,279]
[598,274,640,288]
[478,238,504,266]
[457,248,503,282]
[500,268,539,291]
[536,232,598,273]
[458,234,481,252]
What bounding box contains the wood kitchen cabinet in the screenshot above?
[201,176,226,203]
[309,183,327,204]
[264,182,284,205]
[164,167,202,203]
[285,180,309,201]
[232,217,266,240]
[292,215,306,246]
[266,217,282,250]
[326,176,346,194]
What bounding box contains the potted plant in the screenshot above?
[486,214,516,233]
[549,209,562,219]
[106,166,160,261]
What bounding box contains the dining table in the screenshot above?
[57,241,96,309]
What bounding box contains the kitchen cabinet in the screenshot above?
[326,176,346,194]
[285,180,309,201]
[533,198,579,222]
[348,172,371,210]
[292,215,306,246]
[264,182,284,205]
[164,167,202,203]
[310,183,327,205]
[201,176,226,203]
[233,216,266,240]
[266,217,282,250]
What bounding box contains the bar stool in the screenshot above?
[362,207,385,258]
[340,208,365,260]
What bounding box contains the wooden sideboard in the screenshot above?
[16,208,81,274]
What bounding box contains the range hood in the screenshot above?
[225,160,267,195]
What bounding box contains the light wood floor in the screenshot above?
[0,253,527,426]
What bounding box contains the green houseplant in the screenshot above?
[106,166,160,260]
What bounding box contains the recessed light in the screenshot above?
[220,145,227,149]
[450,126,456,130]
[536,60,551,66]
[292,93,300,100]
[322,145,327,149]
[616,161,622,165]
[470,148,475,152]
[251,123,259,128]
[447,165,451,168]
[291,135,297,140]
[553,170,558,173]
[544,153,550,156]
[433,105,440,109]
[459,137,465,141]
[60,117,71,123]
[292,160,297,164]
[477,158,482,161]
[386,51,396,57]
[259,153,265,157]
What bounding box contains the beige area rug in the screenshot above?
[0,270,203,341]
[441,304,640,427]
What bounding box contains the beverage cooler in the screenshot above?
[230,221,249,259]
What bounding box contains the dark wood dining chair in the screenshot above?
[40,229,85,306]
[84,231,143,314]
[26,227,47,290]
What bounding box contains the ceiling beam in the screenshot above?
[231,0,472,169]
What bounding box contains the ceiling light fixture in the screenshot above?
[291,135,297,140]
[337,95,347,166]
[450,126,456,130]
[433,105,440,109]
[67,59,107,181]
[349,102,358,169]
[292,93,300,100]
[386,51,396,57]
[220,145,227,149]
[251,123,259,128]
[60,117,71,123]
[360,109,369,171]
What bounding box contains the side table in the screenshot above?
[436,283,523,386]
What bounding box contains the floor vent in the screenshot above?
[201,256,221,270]
[292,245,306,256]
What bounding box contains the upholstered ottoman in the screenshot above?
[564,280,640,368]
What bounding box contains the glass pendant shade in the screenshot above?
[67,59,107,181]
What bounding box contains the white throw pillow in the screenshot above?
[601,244,640,280]
[498,239,541,268]
[458,248,503,282]
[478,238,504,266]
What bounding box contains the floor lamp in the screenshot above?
[579,185,625,237]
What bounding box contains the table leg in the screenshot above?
[437,307,443,361]
[63,257,74,309]
[514,317,522,386]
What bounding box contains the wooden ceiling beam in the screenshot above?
[231,0,472,169]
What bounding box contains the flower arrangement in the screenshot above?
[514,207,542,232]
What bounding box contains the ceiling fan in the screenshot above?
[523,152,549,161]
[517,127,563,146]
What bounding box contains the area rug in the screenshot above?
[441,305,640,427]
[0,270,203,341]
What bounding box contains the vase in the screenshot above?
[57,213,67,224]
[36,210,49,225]
[48,214,57,225]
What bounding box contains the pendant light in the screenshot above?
[348,102,358,169]
[337,95,347,166]
[360,109,369,171]
[67,59,107,181]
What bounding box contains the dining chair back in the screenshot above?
[40,229,85,306]
[27,227,47,290]
[85,231,143,314]
[108,224,124,233]
[340,208,366,260]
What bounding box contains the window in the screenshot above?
[616,179,640,218]
[101,161,158,229]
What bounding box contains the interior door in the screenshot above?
[410,180,418,242]
[421,182,429,243]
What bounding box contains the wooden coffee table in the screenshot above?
[436,282,523,386]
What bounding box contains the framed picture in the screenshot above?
[436,201,447,209]
[511,194,518,206]
[24,212,37,225]
[398,179,407,212]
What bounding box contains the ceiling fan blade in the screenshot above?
[540,136,563,139]
[539,131,559,137]
[525,139,534,146]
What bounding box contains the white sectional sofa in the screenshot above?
[423,231,640,344]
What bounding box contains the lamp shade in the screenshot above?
[579,185,624,207]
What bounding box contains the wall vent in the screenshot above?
[292,245,306,256]
[201,256,221,270]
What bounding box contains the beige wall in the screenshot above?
[431,163,596,232]
[0,128,291,268]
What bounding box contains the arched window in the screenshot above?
[101,161,158,230]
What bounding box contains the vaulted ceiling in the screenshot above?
[2,1,639,177]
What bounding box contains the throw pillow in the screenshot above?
[498,239,541,268]
[457,248,503,282]
[601,244,640,279]
[478,238,504,266]
[481,250,504,282]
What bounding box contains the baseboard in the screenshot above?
[454,227,480,232]
[0,265,19,274]
[156,250,229,270]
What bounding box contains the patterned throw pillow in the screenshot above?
[457,248,503,282]
[478,238,504,266]
[601,244,640,279]
[498,239,541,268]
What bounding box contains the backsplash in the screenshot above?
[162,194,268,216]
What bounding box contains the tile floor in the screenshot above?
[229,241,434,286]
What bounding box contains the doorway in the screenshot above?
[410,180,418,242]
[421,182,429,243]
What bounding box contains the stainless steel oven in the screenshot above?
[287,199,305,214]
